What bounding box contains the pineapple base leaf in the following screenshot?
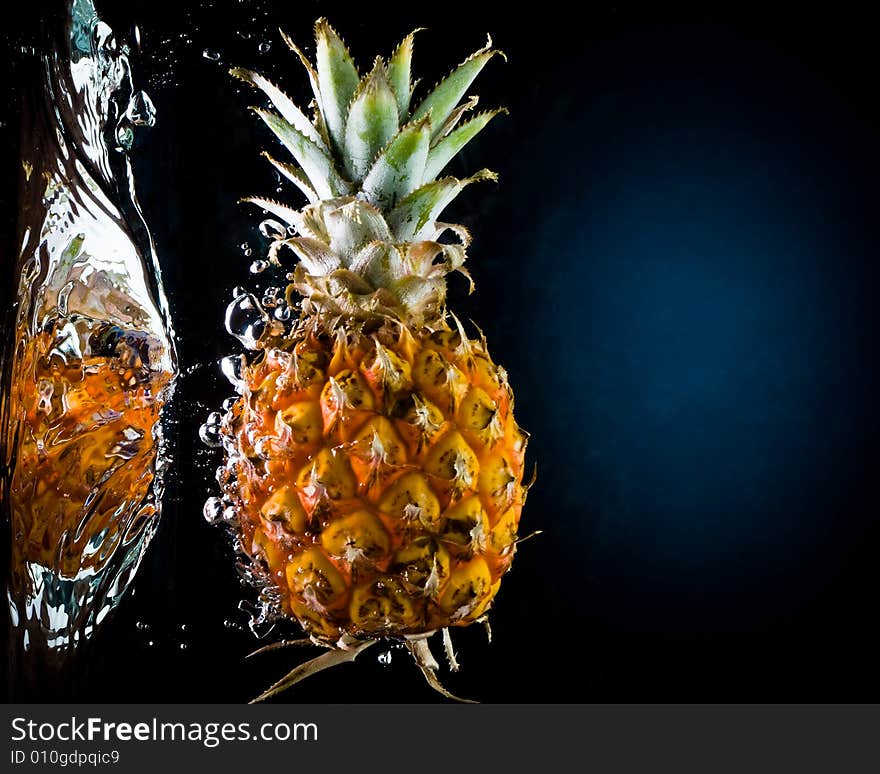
[250,639,377,704]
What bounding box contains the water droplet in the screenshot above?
[259,219,287,240]
[202,48,221,62]
[225,292,269,350]
[93,21,116,54]
[203,497,224,524]
[179,643,188,651]
[378,650,393,666]
[133,24,142,49]
[115,123,134,151]
[198,423,222,448]
[258,41,271,53]
[274,305,292,321]
[125,90,157,128]
[250,259,269,274]
[220,354,247,391]
[136,621,150,631]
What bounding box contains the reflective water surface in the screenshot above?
[1,0,177,687]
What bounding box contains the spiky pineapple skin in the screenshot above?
[220,325,527,644]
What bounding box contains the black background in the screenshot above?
[2,0,878,702]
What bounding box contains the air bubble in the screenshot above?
[259,219,287,240]
[258,41,271,53]
[198,422,222,448]
[115,123,134,151]
[250,259,269,274]
[203,497,224,524]
[202,49,221,61]
[125,91,157,128]
[225,291,269,350]
[378,650,393,666]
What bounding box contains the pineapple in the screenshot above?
[212,18,531,701]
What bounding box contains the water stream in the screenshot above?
[0,0,178,694]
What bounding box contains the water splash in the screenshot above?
[1,0,178,690]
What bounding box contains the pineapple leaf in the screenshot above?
[388,168,496,240]
[411,36,505,139]
[253,107,350,198]
[361,116,432,209]
[323,199,393,261]
[343,59,400,180]
[328,268,374,294]
[279,28,325,129]
[406,638,478,703]
[285,236,344,274]
[261,152,318,204]
[230,67,327,151]
[246,638,313,659]
[250,641,376,704]
[350,242,406,287]
[428,220,472,246]
[424,108,507,181]
[392,275,443,315]
[314,17,360,155]
[432,94,479,142]
[386,28,423,120]
[240,195,304,229]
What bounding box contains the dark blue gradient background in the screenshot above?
[3,1,877,701]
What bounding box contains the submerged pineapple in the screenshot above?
[214,18,531,701]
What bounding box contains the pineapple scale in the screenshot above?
[219,326,528,644]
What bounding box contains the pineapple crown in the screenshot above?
[232,18,505,327]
